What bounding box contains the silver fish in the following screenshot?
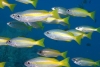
[72,57,100,66]
[44,29,82,44]
[10,9,60,25]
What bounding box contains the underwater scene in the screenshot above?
[0,0,100,67]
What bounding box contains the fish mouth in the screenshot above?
[24,62,28,66]
[72,58,77,62]
[10,14,15,19]
[44,32,51,38]
[52,7,56,10]
[7,22,9,25]
[44,32,48,37]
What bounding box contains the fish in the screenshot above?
[24,57,70,67]
[0,62,6,67]
[44,29,83,45]
[0,0,16,11]
[66,7,95,20]
[43,16,70,27]
[72,57,100,66]
[7,21,32,31]
[16,0,38,8]
[10,9,60,25]
[75,26,100,33]
[27,22,44,29]
[37,48,67,58]
[52,7,68,16]
[66,29,92,39]
[0,37,10,45]
[6,37,45,48]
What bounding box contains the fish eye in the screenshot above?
[9,22,11,24]
[67,9,70,12]
[77,27,80,29]
[72,58,76,61]
[8,40,11,43]
[39,51,42,53]
[12,14,15,16]
[27,61,30,64]
[46,32,50,34]
[17,15,20,18]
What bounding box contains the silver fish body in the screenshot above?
[10,10,52,23]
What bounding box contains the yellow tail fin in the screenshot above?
[0,62,6,67]
[50,9,61,19]
[31,0,38,8]
[60,57,70,67]
[37,38,45,47]
[74,35,83,45]
[61,51,67,58]
[8,4,16,11]
[0,0,3,9]
[90,11,95,20]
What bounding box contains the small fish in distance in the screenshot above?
[37,48,67,58]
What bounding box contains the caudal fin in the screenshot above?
[28,26,33,31]
[74,35,83,45]
[97,27,100,33]
[8,4,16,11]
[63,17,70,25]
[61,51,67,58]
[86,32,92,39]
[96,60,100,66]
[37,38,45,47]
[60,57,70,67]
[0,62,6,67]
[37,22,44,30]
[90,11,95,21]
[31,0,38,8]
[0,0,3,9]
[63,17,70,28]
[51,9,61,19]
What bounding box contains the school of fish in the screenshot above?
[0,0,99,67]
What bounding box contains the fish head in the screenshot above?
[6,40,17,47]
[24,61,36,67]
[72,57,82,64]
[44,30,57,40]
[37,50,44,56]
[66,9,73,15]
[51,7,56,10]
[10,13,23,22]
[75,26,84,31]
[7,22,13,27]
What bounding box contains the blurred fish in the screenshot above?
[10,9,60,24]
[52,7,68,17]
[44,29,83,44]
[66,29,92,39]
[75,26,100,33]
[0,62,6,67]
[7,21,32,31]
[24,57,70,67]
[0,0,16,11]
[16,0,38,8]
[28,22,44,29]
[6,37,45,48]
[0,37,10,45]
[43,16,70,27]
[72,57,100,66]
[66,8,95,20]
[37,48,67,58]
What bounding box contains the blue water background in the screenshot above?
[0,0,100,67]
